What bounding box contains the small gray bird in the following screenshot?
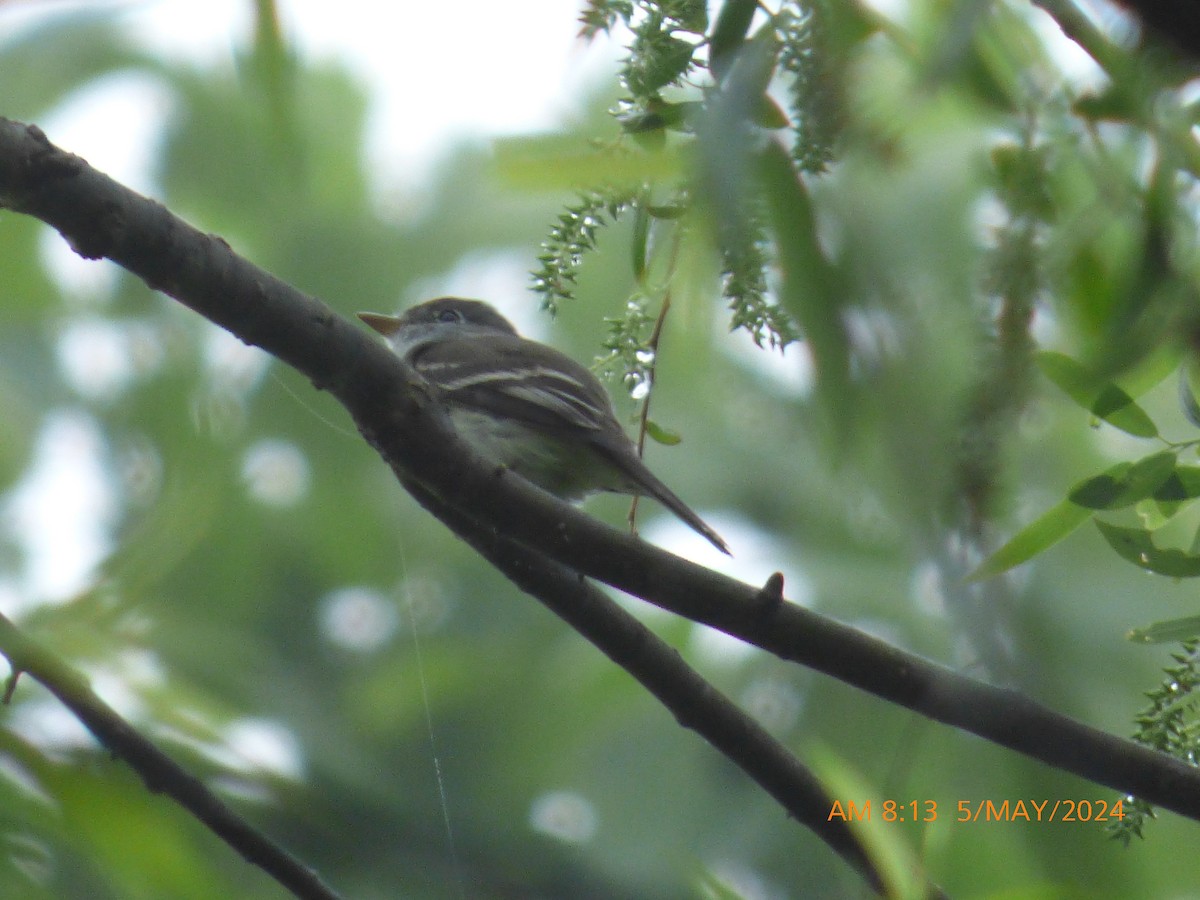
[359,298,730,555]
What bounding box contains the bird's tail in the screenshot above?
[623,457,731,556]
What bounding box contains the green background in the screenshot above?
[1,2,1197,898]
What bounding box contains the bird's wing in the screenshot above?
[411,335,617,434]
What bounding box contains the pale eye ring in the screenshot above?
[436,309,462,323]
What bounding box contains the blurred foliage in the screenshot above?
[1109,639,1200,844]
[3,0,1200,899]
[536,0,859,373]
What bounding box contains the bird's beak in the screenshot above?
[357,312,403,336]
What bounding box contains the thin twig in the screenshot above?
[0,613,343,900]
[628,280,674,535]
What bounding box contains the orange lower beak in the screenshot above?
[356,312,403,336]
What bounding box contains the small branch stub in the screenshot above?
[755,571,786,612]
[3,669,22,704]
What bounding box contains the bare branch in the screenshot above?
[0,612,343,900]
[399,478,899,893]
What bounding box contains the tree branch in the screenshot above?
[0,612,343,900]
[1110,0,1200,60]
[3,116,1200,891]
[399,477,903,894]
[0,117,896,893]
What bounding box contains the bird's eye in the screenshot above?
[436,309,462,324]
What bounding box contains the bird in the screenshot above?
[358,297,730,555]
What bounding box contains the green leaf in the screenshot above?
[646,203,686,219]
[628,32,696,95]
[1037,352,1093,403]
[1136,497,1172,531]
[644,419,682,445]
[1073,83,1139,123]
[631,203,649,283]
[618,99,703,135]
[808,745,926,900]
[968,500,1094,580]
[1068,462,1130,509]
[1095,521,1200,578]
[493,135,684,191]
[1067,451,1177,510]
[1153,465,1200,502]
[1180,358,1200,429]
[1189,517,1200,556]
[1128,615,1200,644]
[1119,345,1180,398]
[1092,384,1158,437]
[1037,351,1159,438]
[758,141,849,413]
[990,143,1053,220]
[667,0,708,34]
[709,0,758,80]
[753,95,790,130]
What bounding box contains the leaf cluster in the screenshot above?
[973,347,1200,833]
[532,190,636,316]
[533,0,865,392]
[1109,640,1200,844]
[976,351,1200,599]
